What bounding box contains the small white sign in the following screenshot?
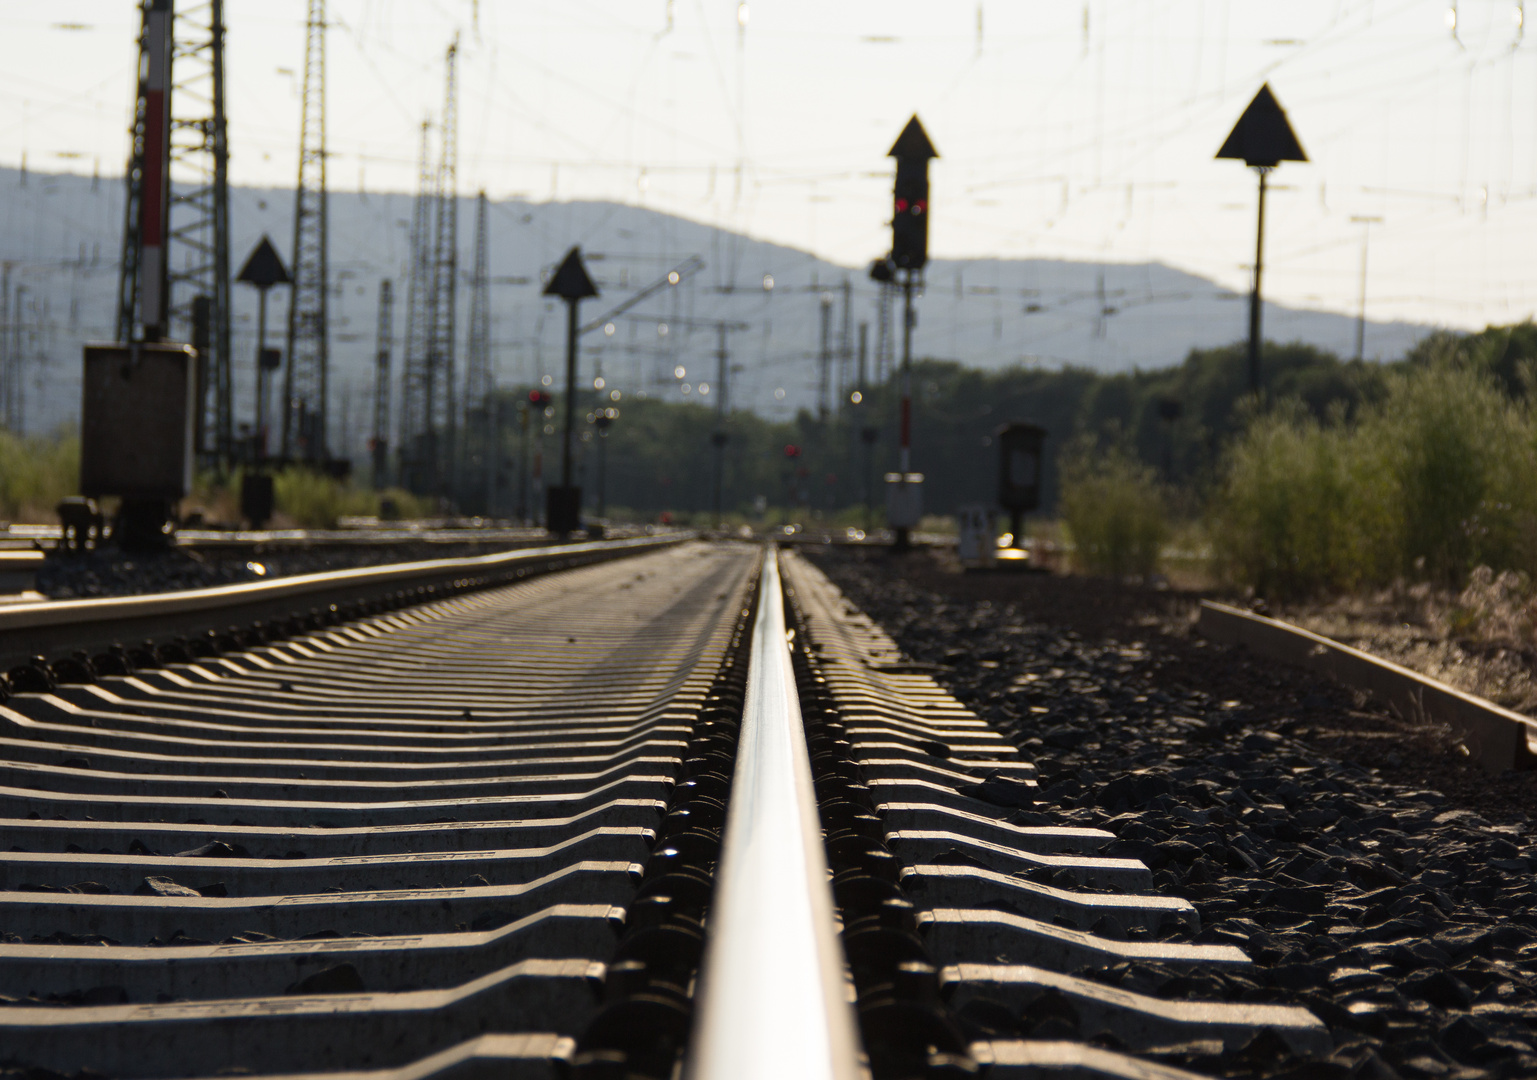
[957,505,996,566]
[886,477,923,529]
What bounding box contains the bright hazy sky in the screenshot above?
[2,1,1536,331]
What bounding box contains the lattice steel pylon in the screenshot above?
[460,190,492,511]
[424,36,460,496]
[169,0,231,462]
[115,0,233,463]
[370,278,393,486]
[398,120,434,491]
[281,0,329,462]
[464,190,491,413]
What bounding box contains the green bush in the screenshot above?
[1059,443,1168,578]
[1211,357,1537,596]
[270,469,387,529]
[1208,403,1391,597]
[1364,360,1537,583]
[0,430,79,520]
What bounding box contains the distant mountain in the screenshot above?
[0,166,1433,459]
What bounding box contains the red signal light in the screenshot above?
[895,198,908,213]
[784,444,800,458]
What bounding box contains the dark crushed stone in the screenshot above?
[146,930,212,947]
[133,876,199,898]
[173,840,251,859]
[808,546,1537,1080]
[284,962,365,995]
[35,540,533,600]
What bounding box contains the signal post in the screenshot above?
[872,116,937,551]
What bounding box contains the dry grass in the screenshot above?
[1279,569,1537,712]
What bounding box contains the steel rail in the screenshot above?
[0,533,687,670]
[0,542,760,1079]
[686,547,864,1080]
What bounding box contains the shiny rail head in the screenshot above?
[684,548,865,1080]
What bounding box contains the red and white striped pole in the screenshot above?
[139,0,173,341]
[899,274,913,475]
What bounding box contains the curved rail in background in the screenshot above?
[0,533,689,670]
[686,547,864,1080]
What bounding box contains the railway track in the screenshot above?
[0,539,1330,1079]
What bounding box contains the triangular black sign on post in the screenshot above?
[888,115,940,273]
[544,246,599,301]
[887,115,939,162]
[543,245,599,537]
[1216,84,1307,168]
[236,236,291,289]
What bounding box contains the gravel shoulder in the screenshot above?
[31,542,530,600]
[1275,575,1537,716]
[807,545,1537,1080]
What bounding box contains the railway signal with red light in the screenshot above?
[889,116,938,271]
[784,444,801,458]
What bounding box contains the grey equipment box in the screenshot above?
[80,342,197,499]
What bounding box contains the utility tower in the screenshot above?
[462,190,493,511]
[116,0,234,459]
[837,276,852,412]
[464,191,491,415]
[425,37,460,497]
[817,294,833,422]
[2,270,26,433]
[399,121,433,490]
[0,265,14,432]
[282,0,330,462]
[167,0,232,463]
[874,280,893,384]
[117,0,235,463]
[370,279,393,486]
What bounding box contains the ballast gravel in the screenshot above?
[808,546,1537,1080]
[34,541,527,599]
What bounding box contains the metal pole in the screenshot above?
[255,285,268,459]
[714,324,727,526]
[485,396,497,517]
[857,322,871,530]
[1355,237,1368,363]
[838,276,851,413]
[1248,167,1269,396]
[597,426,608,520]
[561,300,577,488]
[895,272,915,549]
[518,404,530,524]
[817,296,832,423]
[0,264,10,431]
[900,275,913,473]
[210,0,232,463]
[12,286,25,437]
[1351,216,1381,363]
[874,281,889,385]
[140,0,173,343]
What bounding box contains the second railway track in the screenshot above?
[0,539,1334,1080]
